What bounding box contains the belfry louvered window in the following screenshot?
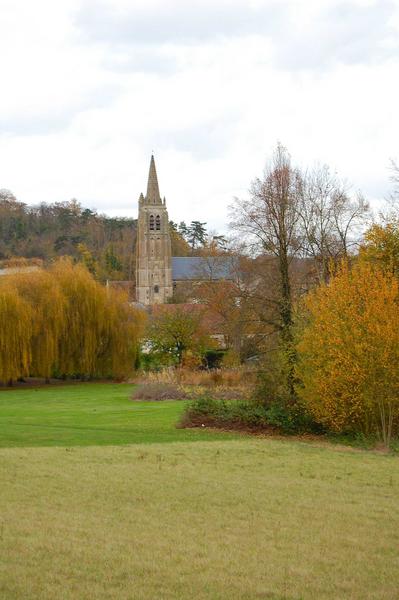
[149,214,155,230]
[156,215,161,230]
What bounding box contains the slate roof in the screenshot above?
[171,256,236,281]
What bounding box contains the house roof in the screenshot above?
[171,256,236,281]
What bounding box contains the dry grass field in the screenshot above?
[1,384,399,599]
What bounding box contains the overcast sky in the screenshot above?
[1,0,398,231]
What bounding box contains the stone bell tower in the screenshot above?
[135,155,173,305]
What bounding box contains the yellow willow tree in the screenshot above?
[0,285,33,383]
[2,270,67,379]
[96,287,146,379]
[51,258,110,377]
[51,258,144,378]
[296,261,399,447]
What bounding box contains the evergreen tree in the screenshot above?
[188,221,207,251]
[178,221,190,239]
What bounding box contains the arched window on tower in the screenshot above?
[155,215,161,230]
[149,214,155,230]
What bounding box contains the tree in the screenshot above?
[389,159,399,205]
[230,143,302,391]
[146,306,214,366]
[379,160,399,222]
[296,261,399,448]
[360,221,399,276]
[169,222,191,256]
[0,286,33,383]
[0,189,18,203]
[104,244,123,275]
[96,287,146,379]
[299,165,369,282]
[0,260,145,382]
[178,221,190,239]
[187,221,207,252]
[195,279,242,353]
[77,243,98,275]
[1,270,66,380]
[51,259,139,378]
[211,234,228,251]
[0,196,137,278]
[230,144,302,341]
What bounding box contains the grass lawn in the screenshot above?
[0,383,237,447]
[1,384,399,599]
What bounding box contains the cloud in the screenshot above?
[75,0,399,73]
[0,0,398,234]
[75,0,287,46]
[276,0,399,70]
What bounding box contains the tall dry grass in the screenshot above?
[132,367,257,401]
[134,367,256,388]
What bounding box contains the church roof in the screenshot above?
[171,256,236,281]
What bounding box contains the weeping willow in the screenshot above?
[3,270,66,378]
[96,287,146,379]
[51,259,108,376]
[0,286,33,382]
[0,259,145,382]
[52,258,146,378]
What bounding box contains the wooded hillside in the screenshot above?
[0,190,190,280]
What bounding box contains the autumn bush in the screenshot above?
[296,261,399,447]
[179,396,271,430]
[0,259,145,383]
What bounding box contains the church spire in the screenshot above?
[146,154,161,205]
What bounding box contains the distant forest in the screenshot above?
[0,189,191,280]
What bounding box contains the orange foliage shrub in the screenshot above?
[296,261,399,446]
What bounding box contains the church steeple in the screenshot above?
[135,155,173,305]
[145,155,162,205]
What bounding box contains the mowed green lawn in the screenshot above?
[0,383,237,447]
[1,384,399,599]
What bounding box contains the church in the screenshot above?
[135,155,235,305]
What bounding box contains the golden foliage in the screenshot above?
[296,261,399,445]
[360,221,399,276]
[3,270,66,378]
[0,260,145,382]
[0,286,33,382]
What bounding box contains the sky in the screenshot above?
[0,0,398,232]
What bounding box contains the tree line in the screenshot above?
[170,220,228,253]
[0,191,193,280]
[175,144,399,447]
[0,259,145,384]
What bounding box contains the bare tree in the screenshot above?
[390,159,399,196]
[230,143,302,359]
[299,165,369,282]
[229,145,370,394]
[381,160,399,222]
